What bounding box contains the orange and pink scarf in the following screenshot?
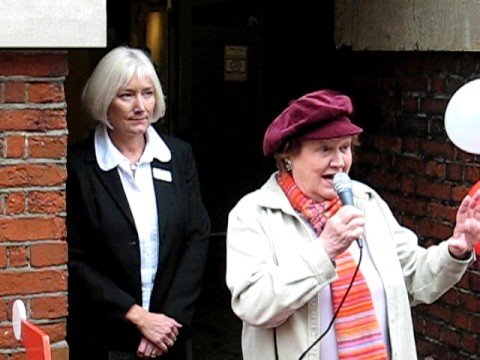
[278,171,388,359]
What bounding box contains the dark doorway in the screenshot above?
[65,1,338,358]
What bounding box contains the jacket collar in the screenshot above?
[94,123,171,171]
[256,172,298,216]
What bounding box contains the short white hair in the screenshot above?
[82,46,166,125]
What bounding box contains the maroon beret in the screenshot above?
[262,90,363,157]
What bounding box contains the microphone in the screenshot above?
[333,172,354,206]
[333,172,363,248]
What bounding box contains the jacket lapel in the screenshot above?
[85,143,136,227]
[151,159,173,248]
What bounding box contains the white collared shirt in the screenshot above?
[94,123,171,309]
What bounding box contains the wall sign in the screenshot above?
[224,45,247,82]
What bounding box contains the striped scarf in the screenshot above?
[277,171,388,359]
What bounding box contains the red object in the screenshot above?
[21,320,52,360]
[468,180,480,256]
[262,90,363,157]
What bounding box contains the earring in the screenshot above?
[285,159,292,172]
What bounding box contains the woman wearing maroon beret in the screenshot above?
[225,90,480,360]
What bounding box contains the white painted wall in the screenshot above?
[0,0,106,48]
[335,0,480,51]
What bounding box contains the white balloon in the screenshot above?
[445,78,480,154]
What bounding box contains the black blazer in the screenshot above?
[66,129,210,359]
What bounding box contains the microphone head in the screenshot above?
[333,172,352,194]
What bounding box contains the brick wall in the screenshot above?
[344,52,480,359]
[0,51,69,359]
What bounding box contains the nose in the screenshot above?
[133,94,146,112]
[330,149,345,168]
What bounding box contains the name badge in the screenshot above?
[153,168,172,182]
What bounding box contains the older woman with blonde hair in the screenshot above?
[226,90,480,360]
[67,46,210,360]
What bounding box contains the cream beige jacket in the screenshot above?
[226,173,471,360]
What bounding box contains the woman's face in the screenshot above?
[107,75,156,140]
[289,136,353,202]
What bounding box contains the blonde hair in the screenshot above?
[82,46,166,125]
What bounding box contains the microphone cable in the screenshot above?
[297,243,364,360]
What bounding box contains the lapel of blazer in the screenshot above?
[151,158,173,245]
[85,142,136,228]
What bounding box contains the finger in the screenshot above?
[472,190,480,205]
[167,332,177,342]
[137,337,149,356]
[145,342,156,358]
[336,206,364,221]
[158,342,169,353]
[458,195,471,215]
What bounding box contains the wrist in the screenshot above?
[448,244,471,260]
[125,304,146,326]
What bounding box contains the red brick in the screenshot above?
[6,135,26,158]
[403,97,419,113]
[452,185,469,202]
[0,269,67,296]
[31,295,67,319]
[10,353,27,360]
[395,156,425,175]
[370,134,401,152]
[465,166,480,182]
[451,311,471,332]
[459,292,480,313]
[30,242,67,267]
[4,82,26,103]
[442,327,460,347]
[398,76,428,92]
[399,176,415,194]
[27,191,65,214]
[423,318,441,338]
[428,202,456,223]
[457,150,476,163]
[0,164,66,188]
[402,136,419,154]
[42,322,66,343]
[467,271,480,292]
[471,315,480,333]
[28,82,64,103]
[0,52,68,77]
[425,161,445,178]
[52,343,69,360]
[422,98,447,114]
[28,136,67,159]
[0,325,17,348]
[430,78,446,93]
[417,218,452,240]
[5,192,25,215]
[0,109,66,132]
[0,246,6,268]
[399,197,428,217]
[460,333,479,354]
[416,178,452,200]
[0,217,65,242]
[7,246,28,267]
[446,163,463,182]
[0,298,5,321]
[421,139,455,159]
